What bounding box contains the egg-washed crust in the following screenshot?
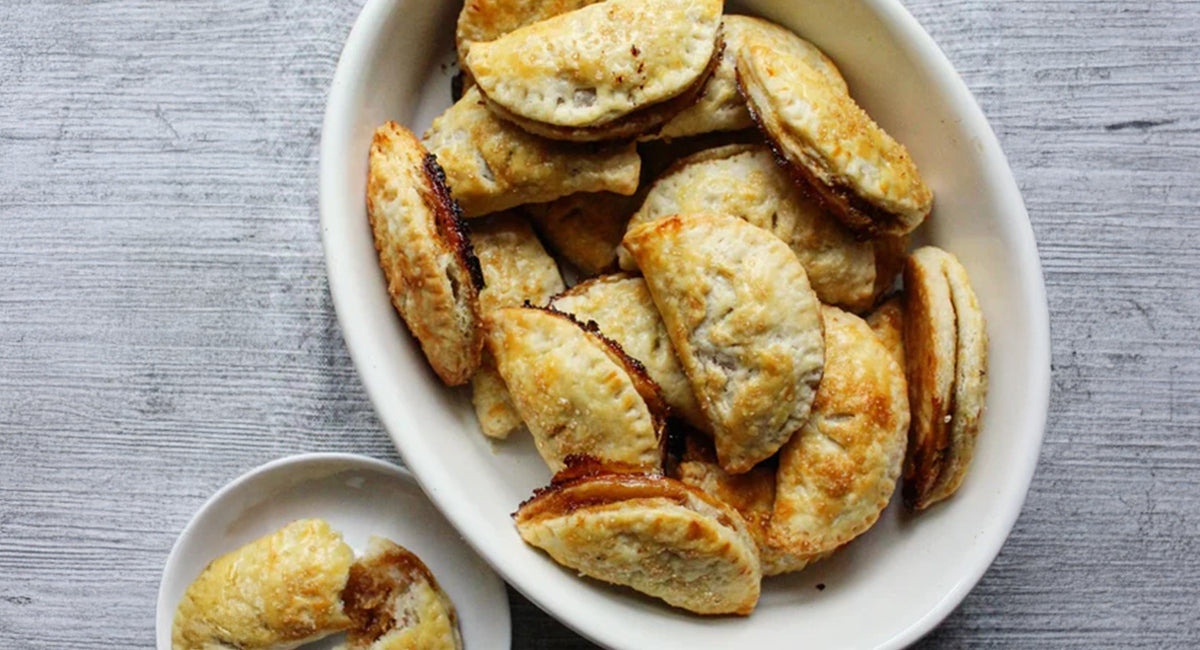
[485,305,667,474]
[620,143,878,311]
[172,519,355,650]
[478,36,724,143]
[647,18,754,141]
[768,306,909,557]
[622,213,825,474]
[867,295,906,371]
[735,37,933,237]
[525,191,641,276]
[514,471,762,615]
[422,87,641,217]
[368,122,484,387]
[454,0,604,64]
[901,247,959,509]
[468,213,565,439]
[674,437,817,576]
[908,247,989,508]
[471,212,565,315]
[551,273,708,431]
[340,537,463,650]
[466,0,723,131]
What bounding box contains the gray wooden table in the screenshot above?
[2,0,1198,647]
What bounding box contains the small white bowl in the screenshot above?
[156,453,511,649]
[319,1,1051,647]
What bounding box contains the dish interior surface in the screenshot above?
[156,454,511,649]
[319,0,1050,647]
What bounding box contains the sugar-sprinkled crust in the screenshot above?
[367,122,483,386]
[423,87,640,217]
[768,305,909,557]
[514,470,762,615]
[466,0,723,130]
[622,213,825,474]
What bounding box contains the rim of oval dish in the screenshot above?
[317,0,1052,647]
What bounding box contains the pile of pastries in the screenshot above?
[173,520,462,649]
[367,0,989,616]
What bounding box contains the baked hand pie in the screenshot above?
[465,0,724,142]
[422,87,640,217]
[902,247,989,510]
[620,143,892,312]
[622,213,825,474]
[514,468,762,614]
[551,274,707,431]
[368,122,484,386]
[525,191,641,276]
[485,306,667,473]
[469,212,566,439]
[172,519,355,650]
[674,437,819,576]
[768,305,909,557]
[735,25,933,236]
[338,537,463,650]
[455,0,603,65]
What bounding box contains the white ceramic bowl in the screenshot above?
[319,1,1051,647]
[156,454,510,649]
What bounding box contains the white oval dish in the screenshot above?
[156,453,511,649]
[318,1,1051,648]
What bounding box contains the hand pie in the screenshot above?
[551,274,707,431]
[867,295,906,370]
[422,87,640,217]
[902,247,989,510]
[172,519,355,650]
[768,306,909,557]
[620,143,883,311]
[455,0,603,64]
[622,213,825,474]
[338,537,463,650]
[368,122,484,386]
[649,16,757,140]
[514,470,761,615]
[675,438,818,576]
[526,191,641,276]
[465,0,724,142]
[470,213,566,439]
[485,306,667,473]
[736,27,933,236]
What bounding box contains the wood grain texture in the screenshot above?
[1,0,1198,647]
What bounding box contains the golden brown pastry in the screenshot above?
[620,143,883,311]
[368,122,483,386]
[454,0,603,64]
[465,0,724,142]
[485,306,667,473]
[172,519,355,650]
[675,438,817,576]
[622,213,825,474]
[902,247,989,510]
[647,15,846,141]
[469,213,566,439]
[768,306,909,557]
[526,191,641,276]
[649,16,755,140]
[515,469,762,615]
[422,87,640,217]
[551,274,707,430]
[867,295,906,370]
[338,537,462,650]
[736,26,933,236]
